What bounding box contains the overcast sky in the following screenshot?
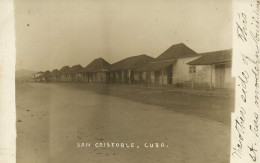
[15,0,232,71]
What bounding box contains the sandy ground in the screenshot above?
[16,82,231,163]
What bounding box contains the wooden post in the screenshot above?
[115,71,117,84]
[191,73,194,89]
[161,68,163,86]
[128,69,131,84]
[210,65,212,90]
[121,70,123,83]
[150,72,152,84]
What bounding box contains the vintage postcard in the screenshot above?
[0,0,259,163]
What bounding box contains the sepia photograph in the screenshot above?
[14,0,234,162]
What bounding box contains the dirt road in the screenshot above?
[16,83,231,163]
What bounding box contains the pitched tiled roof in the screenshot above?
[67,64,83,73]
[60,66,70,73]
[82,58,110,72]
[187,49,232,65]
[110,54,154,70]
[156,43,198,61]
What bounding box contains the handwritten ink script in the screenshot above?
[231,0,260,163]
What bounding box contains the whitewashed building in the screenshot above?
[32,71,44,82]
[187,49,234,89]
[110,54,154,84]
[80,58,110,83]
[140,43,200,85]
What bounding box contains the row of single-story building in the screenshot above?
[32,43,234,89]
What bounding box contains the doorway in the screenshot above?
[167,65,172,84]
[215,64,225,88]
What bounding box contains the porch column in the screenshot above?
[128,69,131,84]
[210,65,212,90]
[191,73,194,89]
[116,72,118,84]
[122,70,124,83]
[161,69,164,86]
[150,72,152,84]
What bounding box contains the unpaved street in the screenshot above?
[16,83,231,163]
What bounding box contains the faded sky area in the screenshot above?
[14,0,232,71]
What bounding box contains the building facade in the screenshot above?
[187,49,234,89]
